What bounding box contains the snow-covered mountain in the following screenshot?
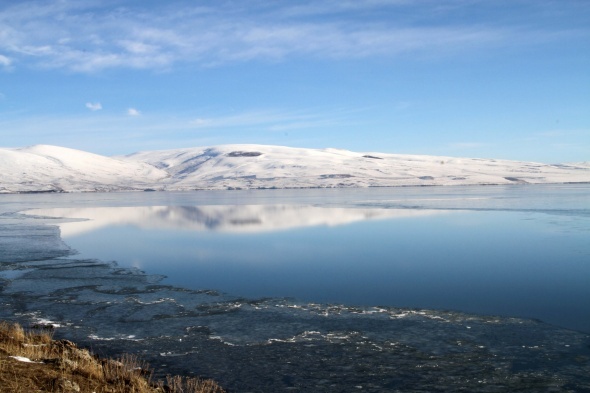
[0,145,168,193]
[1,144,589,193]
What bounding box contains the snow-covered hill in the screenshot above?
[0,145,168,193]
[121,144,590,190]
[1,144,589,193]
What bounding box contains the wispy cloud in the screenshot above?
[86,102,102,112]
[276,0,413,17]
[127,108,141,116]
[85,102,102,111]
[0,54,11,68]
[0,108,346,153]
[1,0,586,72]
[189,109,344,132]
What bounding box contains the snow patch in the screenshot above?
[9,356,42,364]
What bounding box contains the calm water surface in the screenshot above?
[2,185,590,391]
[25,185,590,333]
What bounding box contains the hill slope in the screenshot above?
[1,144,589,193]
[0,145,168,193]
[122,144,590,190]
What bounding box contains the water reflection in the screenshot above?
[5,188,590,391]
[30,205,444,235]
[27,202,590,333]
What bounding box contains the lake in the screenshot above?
[1,185,589,391]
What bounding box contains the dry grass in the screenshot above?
[0,321,225,393]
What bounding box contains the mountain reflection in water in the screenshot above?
[29,204,444,235]
[1,186,589,391]
[26,201,590,334]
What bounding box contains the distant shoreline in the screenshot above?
[3,181,590,195]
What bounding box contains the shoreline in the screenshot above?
[2,180,590,195]
[0,321,225,393]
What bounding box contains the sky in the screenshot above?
[0,0,589,163]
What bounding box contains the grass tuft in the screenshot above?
[0,320,225,393]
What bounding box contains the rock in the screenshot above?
[226,151,262,157]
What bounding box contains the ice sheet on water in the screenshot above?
[0,224,72,263]
[3,253,590,390]
[3,257,590,391]
[0,268,33,280]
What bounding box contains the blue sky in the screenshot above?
[1,0,589,162]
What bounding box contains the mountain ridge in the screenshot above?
[1,144,589,193]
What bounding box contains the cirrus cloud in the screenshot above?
[0,54,11,67]
[0,0,587,73]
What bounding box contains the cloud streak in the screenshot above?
[0,108,347,153]
[85,102,102,111]
[1,0,586,72]
[0,54,11,68]
[189,109,346,133]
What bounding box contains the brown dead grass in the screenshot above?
[0,321,225,393]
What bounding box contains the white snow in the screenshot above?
[9,356,42,363]
[1,144,589,193]
[0,144,168,193]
